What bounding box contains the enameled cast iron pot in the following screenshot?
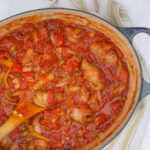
[0,8,150,150]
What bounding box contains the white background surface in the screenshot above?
[116,0,150,150]
[0,0,150,149]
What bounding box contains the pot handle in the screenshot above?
[117,27,150,42]
[118,27,150,100]
[140,79,150,99]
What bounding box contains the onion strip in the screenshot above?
[28,125,50,142]
[30,132,50,142]
[4,68,11,89]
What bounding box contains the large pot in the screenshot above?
[0,8,150,150]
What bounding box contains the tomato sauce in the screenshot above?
[0,19,129,150]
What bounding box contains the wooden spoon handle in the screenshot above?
[0,101,46,141]
[0,113,24,141]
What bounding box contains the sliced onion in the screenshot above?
[12,78,20,89]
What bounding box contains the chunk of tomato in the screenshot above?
[104,67,114,80]
[20,80,28,90]
[43,110,52,120]
[38,27,48,41]
[0,51,9,58]
[16,50,26,62]
[62,57,80,74]
[61,64,73,74]
[44,41,53,54]
[47,90,55,106]
[117,70,128,84]
[45,122,61,130]
[96,113,110,125]
[55,33,64,47]
[12,62,22,74]
[84,50,96,62]
[36,41,43,53]
[111,100,124,115]
[27,39,33,49]
[115,47,123,58]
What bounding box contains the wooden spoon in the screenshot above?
[0,100,46,141]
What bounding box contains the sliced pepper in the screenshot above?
[4,68,11,89]
[0,57,13,68]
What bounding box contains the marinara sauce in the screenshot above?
[0,19,128,150]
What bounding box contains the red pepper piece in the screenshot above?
[12,62,22,74]
[47,90,55,107]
